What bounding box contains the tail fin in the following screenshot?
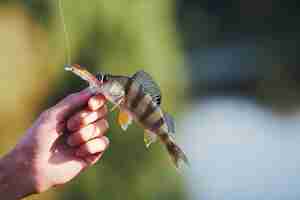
[164,137,189,169]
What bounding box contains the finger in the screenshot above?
[52,88,93,121]
[84,152,104,166]
[67,119,109,146]
[67,105,108,131]
[88,94,106,111]
[76,136,109,157]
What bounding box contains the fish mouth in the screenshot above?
[64,64,102,89]
[64,64,73,71]
[64,64,83,71]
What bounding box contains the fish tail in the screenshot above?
[160,133,189,169]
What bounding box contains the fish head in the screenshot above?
[98,78,125,103]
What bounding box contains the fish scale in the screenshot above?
[125,80,162,131]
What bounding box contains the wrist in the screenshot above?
[0,146,36,199]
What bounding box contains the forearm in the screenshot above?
[0,148,35,199]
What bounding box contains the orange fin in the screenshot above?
[118,110,132,131]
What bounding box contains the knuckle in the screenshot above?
[94,94,105,102]
[67,135,76,146]
[74,124,95,142]
[91,123,102,137]
[84,143,94,153]
[86,137,108,153]
[69,132,85,146]
[75,135,85,145]
[74,131,85,143]
[97,96,105,104]
[79,109,90,119]
[96,93,105,98]
[67,110,89,130]
[67,117,79,131]
[80,126,93,139]
[66,119,74,131]
[90,95,100,103]
[95,119,109,132]
[94,126,101,137]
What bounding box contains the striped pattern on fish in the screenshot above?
[124,79,165,131]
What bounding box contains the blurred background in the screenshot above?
[1,0,300,200]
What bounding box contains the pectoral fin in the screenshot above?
[144,130,157,148]
[118,109,133,131]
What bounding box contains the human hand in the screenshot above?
[0,89,109,199]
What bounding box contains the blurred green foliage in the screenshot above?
[0,0,187,200]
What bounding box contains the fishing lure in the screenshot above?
[65,64,189,168]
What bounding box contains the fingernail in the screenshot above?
[83,112,99,124]
[102,136,110,146]
[103,120,109,130]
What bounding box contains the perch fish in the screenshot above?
[65,64,189,168]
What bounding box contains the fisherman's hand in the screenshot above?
[0,89,109,199]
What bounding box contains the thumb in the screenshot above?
[52,88,93,122]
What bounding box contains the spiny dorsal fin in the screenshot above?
[164,112,175,133]
[132,70,162,105]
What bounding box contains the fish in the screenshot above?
[65,64,189,168]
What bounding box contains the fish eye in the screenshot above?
[96,73,103,81]
[96,73,109,82]
[103,74,109,82]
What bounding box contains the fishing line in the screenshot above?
[58,0,72,64]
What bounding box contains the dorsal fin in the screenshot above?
[131,70,162,105]
[164,112,175,133]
